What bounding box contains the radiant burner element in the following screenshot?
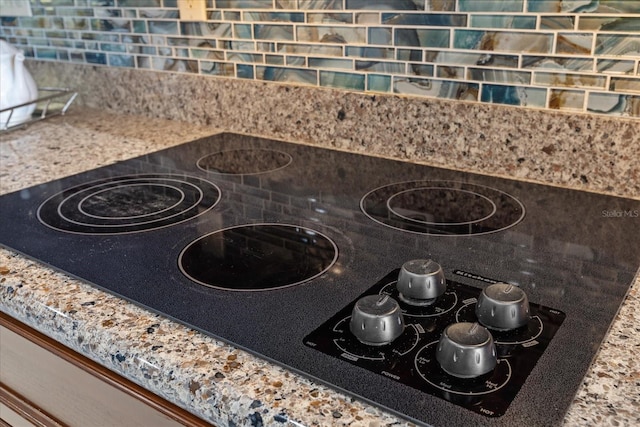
[197,148,292,175]
[179,223,338,291]
[304,261,565,418]
[361,181,525,235]
[37,174,220,235]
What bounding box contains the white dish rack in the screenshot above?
[0,87,77,133]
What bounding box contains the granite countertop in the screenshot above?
[1,109,638,427]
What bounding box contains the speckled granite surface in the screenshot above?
[0,110,638,426]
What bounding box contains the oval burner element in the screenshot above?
[361,180,525,236]
[179,223,338,291]
[197,149,292,175]
[37,174,220,235]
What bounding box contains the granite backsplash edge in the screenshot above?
[30,61,639,199]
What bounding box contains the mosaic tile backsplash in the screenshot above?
[1,0,639,117]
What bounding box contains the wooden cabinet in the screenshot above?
[0,313,211,427]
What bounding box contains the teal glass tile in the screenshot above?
[367,74,391,92]
[237,63,254,78]
[255,24,294,41]
[455,30,553,54]
[579,17,640,31]
[320,70,365,91]
[35,47,58,59]
[100,42,126,52]
[46,30,67,38]
[119,0,155,6]
[142,46,157,55]
[425,50,519,68]
[163,0,178,7]
[175,47,189,57]
[382,14,466,27]
[549,89,585,111]
[598,59,635,75]
[596,35,640,57]
[369,27,391,45]
[471,15,536,30]
[56,8,94,17]
[223,40,255,51]
[309,57,352,70]
[346,0,413,10]
[217,0,273,9]
[527,0,566,13]
[265,54,284,65]
[299,0,344,10]
[356,60,406,74]
[481,84,546,108]
[393,76,480,101]
[346,46,394,60]
[201,60,235,76]
[611,77,640,93]
[459,0,524,12]
[244,12,304,22]
[467,67,532,84]
[260,66,317,85]
[48,0,74,5]
[397,49,421,61]
[133,20,147,33]
[108,53,135,67]
[395,28,449,48]
[307,13,353,24]
[522,56,593,72]
[234,23,252,39]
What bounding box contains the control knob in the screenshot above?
[436,322,497,378]
[476,283,530,331]
[349,295,404,346]
[396,259,447,306]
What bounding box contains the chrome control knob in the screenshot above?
[396,259,447,306]
[349,295,404,346]
[476,283,530,331]
[436,322,497,378]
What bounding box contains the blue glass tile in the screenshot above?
[100,43,126,52]
[471,15,536,30]
[307,13,353,24]
[459,0,524,12]
[455,30,553,54]
[395,28,449,48]
[286,56,305,66]
[397,49,422,61]
[217,0,273,9]
[320,70,365,91]
[133,20,147,33]
[237,63,255,78]
[482,84,546,108]
[85,52,107,64]
[369,27,391,45]
[356,60,405,74]
[598,59,635,75]
[346,0,415,10]
[382,13,466,27]
[224,11,241,21]
[367,74,391,92]
[587,93,634,116]
[346,46,394,60]
[299,0,343,10]
[244,12,304,22]
[234,23,253,39]
[580,17,640,32]
[35,48,58,59]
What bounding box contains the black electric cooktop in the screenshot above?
[1,133,638,427]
